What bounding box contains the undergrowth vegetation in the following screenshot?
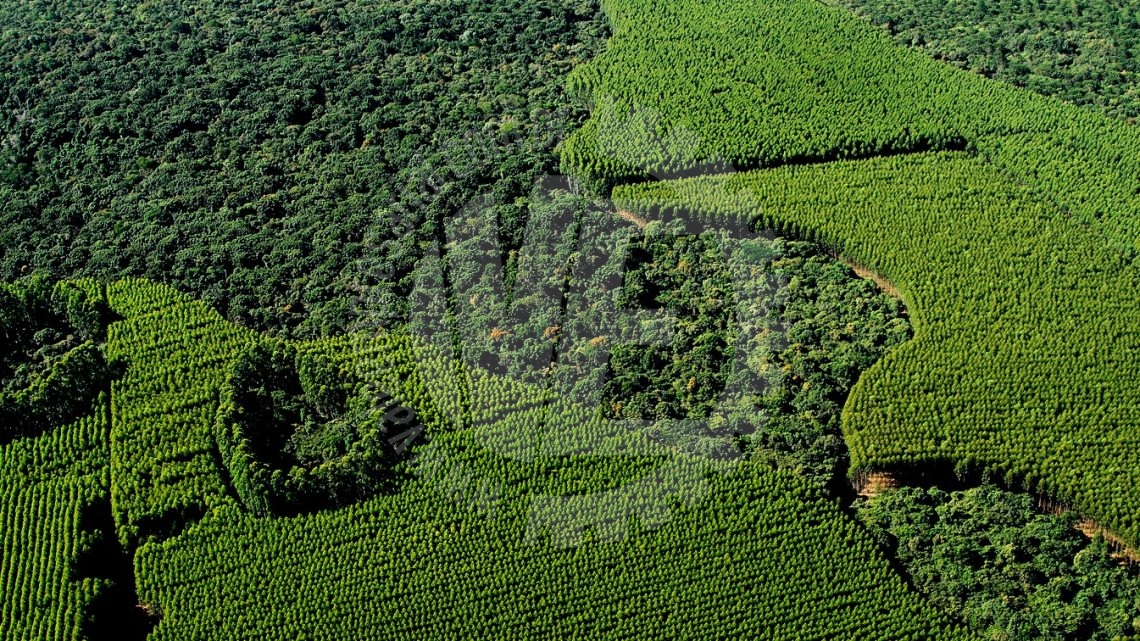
[860,485,1140,640]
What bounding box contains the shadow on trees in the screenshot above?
[216,339,412,518]
[1,276,124,445]
[74,496,159,641]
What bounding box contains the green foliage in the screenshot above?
[606,232,738,421]
[859,485,1140,640]
[565,0,1140,260]
[602,230,912,486]
[573,1,1140,632]
[105,278,256,547]
[216,339,398,515]
[64,276,937,640]
[0,0,608,336]
[740,240,912,484]
[831,0,1140,257]
[558,0,1034,183]
[0,401,113,641]
[838,0,1140,122]
[381,184,913,486]
[616,150,1140,550]
[134,455,973,640]
[0,275,115,438]
[9,0,1140,634]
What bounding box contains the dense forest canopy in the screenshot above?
[217,339,400,515]
[860,485,1140,640]
[604,232,911,487]
[0,275,115,438]
[0,0,607,337]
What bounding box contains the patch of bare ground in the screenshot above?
[1077,521,1140,564]
[853,471,899,499]
[615,209,648,229]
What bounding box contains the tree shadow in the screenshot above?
[74,495,159,640]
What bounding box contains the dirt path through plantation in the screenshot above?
[825,250,903,299]
[615,209,649,229]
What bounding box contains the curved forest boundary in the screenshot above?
[568,0,1140,550]
[563,0,1140,253]
[614,150,1140,551]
